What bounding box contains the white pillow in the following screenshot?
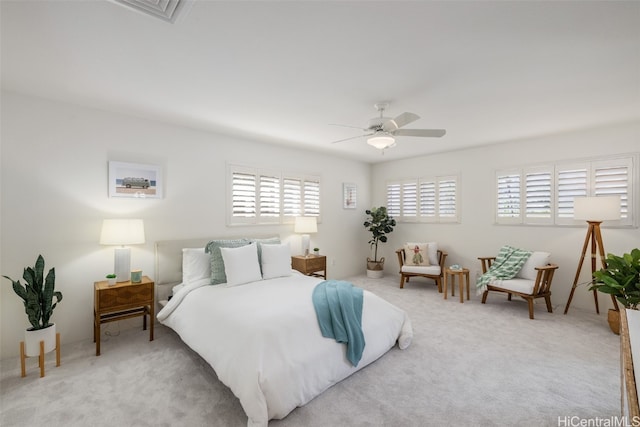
[182,248,211,283]
[517,251,551,280]
[220,242,262,286]
[261,243,292,280]
[407,241,438,266]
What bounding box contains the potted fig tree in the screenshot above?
[3,255,63,357]
[589,248,640,334]
[363,206,396,278]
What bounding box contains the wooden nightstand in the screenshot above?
[94,276,154,356]
[291,255,327,279]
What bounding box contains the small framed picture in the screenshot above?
[343,183,357,209]
[108,161,162,198]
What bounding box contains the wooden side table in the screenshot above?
[94,276,154,356]
[444,268,470,303]
[291,255,327,279]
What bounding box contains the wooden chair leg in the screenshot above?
[39,340,45,378]
[20,341,26,378]
[508,293,512,301]
[527,299,535,320]
[436,277,442,293]
[399,275,405,289]
[56,333,61,367]
[481,291,489,304]
[545,296,553,313]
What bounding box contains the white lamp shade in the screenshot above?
[100,219,146,245]
[367,134,395,150]
[573,196,621,221]
[294,216,317,233]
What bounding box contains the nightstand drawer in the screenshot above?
[98,282,153,310]
[304,256,325,271]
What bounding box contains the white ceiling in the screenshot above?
[2,1,639,163]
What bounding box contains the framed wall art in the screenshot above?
[343,183,357,209]
[108,161,162,198]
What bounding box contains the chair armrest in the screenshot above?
[438,250,448,269]
[534,264,558,272]
[396,249,405,267]
[478,257,496,274]
[532,264,559,295]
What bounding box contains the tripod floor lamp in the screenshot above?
[564,196,621,314]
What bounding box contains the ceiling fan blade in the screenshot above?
[393,129,447,138]
[329,123,368,131]
[330,134,369,144]
[382,112,420,132]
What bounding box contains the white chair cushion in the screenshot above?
[406,241,438,265]
[401,265,441,275]
[517,251,551,280]
[491,278,535,294]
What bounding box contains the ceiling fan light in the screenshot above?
[367,134,395,150]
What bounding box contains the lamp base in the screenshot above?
[301,234,310,257]
[114,247,131,282]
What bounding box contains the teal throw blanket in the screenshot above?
[476,245,532,292]
[312,280,365,367]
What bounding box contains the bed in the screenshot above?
[155,237,413,427]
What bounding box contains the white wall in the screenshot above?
[0,92,372,360]
[372,121,640,314]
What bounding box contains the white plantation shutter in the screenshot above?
[402,181,418,220]
[303,178,321,217]
[258,174,280,222]
[496,172,521,223]
[524,168,552,224]
[438,176,458,222]
[496,155,634,227]
[387,183,401,217]
[592,158,632,226]
[231,170,256,222]
[419,181,436,218]
[282,177,302,218]
[228,165,321,225]
[555,164,588,224]
[387,174,459,223]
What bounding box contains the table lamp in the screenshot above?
[294,216,317,257]
[100,219,145,282]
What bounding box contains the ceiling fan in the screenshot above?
[330,102,446,150]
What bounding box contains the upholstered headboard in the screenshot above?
[154,235,280,303]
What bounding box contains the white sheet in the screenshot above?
[157,273,412,427]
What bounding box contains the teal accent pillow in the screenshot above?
[205,239,250,284]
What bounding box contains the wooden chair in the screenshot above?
[396,248,447,292]
[478,253,558,319]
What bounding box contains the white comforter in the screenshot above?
[157,273,412,427]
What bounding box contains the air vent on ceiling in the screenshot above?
[112,0,190,24]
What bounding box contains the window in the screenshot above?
[386,175,459,223]
[228,164,321,225]
[495,155,634,226]
[496,167,553,224]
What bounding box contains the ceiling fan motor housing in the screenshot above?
[368,117,391,130]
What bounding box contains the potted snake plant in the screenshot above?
[363,206,396,278]
[3,255,63,356]
[589,248,640,334]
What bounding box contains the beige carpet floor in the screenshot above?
[0,274,620,426]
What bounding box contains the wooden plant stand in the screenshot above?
[20,333,61,378]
